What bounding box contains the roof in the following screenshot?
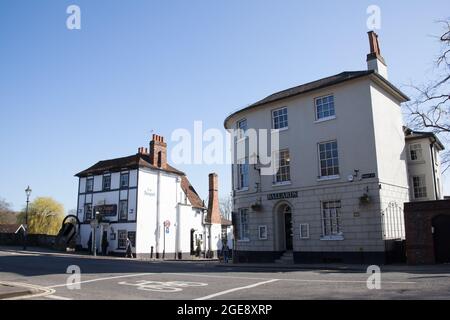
[0,224,25,234]
[404,128,445,150]
[180,176,206,209]
[76,153,206,209]
[224,70,409,127]
[75,153,185,177]
[221,218,232,226]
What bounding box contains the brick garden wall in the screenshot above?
[404,199,450,265]
[0,233,56,248]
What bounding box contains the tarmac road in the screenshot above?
[1,247,449,300]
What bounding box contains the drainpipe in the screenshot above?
[156,170,161,258]
[430,141,439,200]
[175,177,181,259]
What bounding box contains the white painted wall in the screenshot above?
[406,138,443,201]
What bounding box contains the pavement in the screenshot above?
[1,246,450,300]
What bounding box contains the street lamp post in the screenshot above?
[24,186,32,250]
[92,211,100,256]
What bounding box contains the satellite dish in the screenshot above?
[347,175,354,182]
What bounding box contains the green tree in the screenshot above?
[17,197,65,235]
[0,198,17,224]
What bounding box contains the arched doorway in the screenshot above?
[432,215,450,263]
[275,202,293,252]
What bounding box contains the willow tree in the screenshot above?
[17,197,65,235]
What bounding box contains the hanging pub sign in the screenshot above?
[267,191,299,201]
[94,204,117,217]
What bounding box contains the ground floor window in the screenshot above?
[127,231,136,247]
[412,175,427,199]
[321,201,341,236]
[237,208,250,241]
[118,230,127,249]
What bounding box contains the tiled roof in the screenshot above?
[224,70,409,126]
[75,153,185,177]
[180,176,205,209]
[75,153,206,209]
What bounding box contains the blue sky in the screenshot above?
[0,0,449,211]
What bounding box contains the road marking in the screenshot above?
[195,279,279,300]
[48,273,155,288]
[1,281,55,300]
[170,273,416,285]
[119,280,208,292]
[170,273,270,281]
[45,295,73,300]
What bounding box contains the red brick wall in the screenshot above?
[404,200,450,265]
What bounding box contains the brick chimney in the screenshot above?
[366,31,388,79]
[207,173,222,224]
[149,134,167,169]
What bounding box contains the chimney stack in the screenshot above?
[149,134,167,168]
[207,173,221,224]
[366,31,388,79]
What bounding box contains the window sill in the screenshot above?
[317,175,340,182]
[235,187,249,193]
[273,127,289,132]
[237,239,250,243]
[320,235,344,241]
[314,115,336,123]
[408,160,426,165]
[272,181,292,187]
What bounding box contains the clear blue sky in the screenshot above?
[0,0,449,211]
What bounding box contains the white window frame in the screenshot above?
[102,174,111,191]
[120,172,129,189]
[237,208,250,241]
[321,200,343,240]
[237,158,249,191]
[412,175,427,199]
[86,177,94,193]
[315,94,336,121]
[118,230,127,249]
[318,140,340,179]
[409,143,423,161]
[273,149,291,184]
[299,223,310,239]
[119,200,128,221]
[272,107,288,130]
[258,225,268,240]
[236,118,248,140]
[84,203,93,221]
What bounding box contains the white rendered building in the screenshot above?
[75,134,229,259]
